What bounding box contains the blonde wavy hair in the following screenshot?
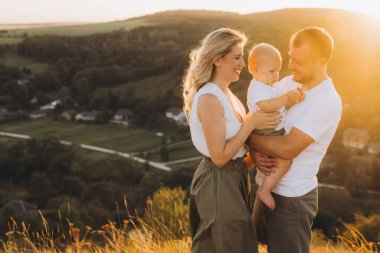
[182,28,247,118]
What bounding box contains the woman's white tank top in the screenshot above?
[189,82,247,159]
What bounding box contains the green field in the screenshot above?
[0,53,50,73]
[0,37,23,45]
[145,140,200,162]
[0,136,20,144]
[0,118,185,153]
[169,145,200,161]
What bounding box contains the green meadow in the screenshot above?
[0,118,184,153]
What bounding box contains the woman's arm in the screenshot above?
[198,93,281,168]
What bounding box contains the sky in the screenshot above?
[1,0,380,24]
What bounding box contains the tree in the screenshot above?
[60,176,87,198]
[28,172,57,206]
[71,77,92,105]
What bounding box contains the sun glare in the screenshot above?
[346,4,380,21]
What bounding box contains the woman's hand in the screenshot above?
[247,110,282,130]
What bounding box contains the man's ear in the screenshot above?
[320,57,329,66]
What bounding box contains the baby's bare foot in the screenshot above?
[257,188,275,210]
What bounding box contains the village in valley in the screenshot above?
[2,84,380,196]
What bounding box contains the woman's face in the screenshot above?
[216,43,246,83]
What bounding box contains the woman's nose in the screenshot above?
[241,59,246,68]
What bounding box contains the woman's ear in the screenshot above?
[213,57,221,68]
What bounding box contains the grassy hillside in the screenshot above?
[7,19,150,37]
[3,8,379,95]
[0,18,150,45]
[1,187,378,253]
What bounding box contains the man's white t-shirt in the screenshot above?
[255,75,342,197]
[247,80,293,131]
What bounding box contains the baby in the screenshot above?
[247,43,301,210]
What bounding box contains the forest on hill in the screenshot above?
[0,9,379,133]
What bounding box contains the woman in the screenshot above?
[183,28,281,253]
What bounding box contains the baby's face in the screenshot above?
[257,57,282,85]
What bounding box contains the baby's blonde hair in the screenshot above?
[248,43,282,75]
[182,28,247,119]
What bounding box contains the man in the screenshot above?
[249,27,342,253]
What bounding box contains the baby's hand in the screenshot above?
[297,87,305,102]
[287,90,301,103]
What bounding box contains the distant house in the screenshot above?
[166,107,182,119]
[114,108,133,121]
[166,107,188,126]
[17,79,31,86]
[40,99,61,111]
[368,142,380,155]
[30,96,38,104]
[112,108,133,126]
[61,110,77,121]
[342,128,370,149]
[29,110,47,119]
[75,110,104,122]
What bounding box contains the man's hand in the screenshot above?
[249,149,278,176]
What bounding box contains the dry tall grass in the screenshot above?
[0,187,378,253]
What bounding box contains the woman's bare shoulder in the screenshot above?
[197,93,224,119]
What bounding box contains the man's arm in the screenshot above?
[248,127,314,160]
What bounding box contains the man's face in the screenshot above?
[288,43,320,84]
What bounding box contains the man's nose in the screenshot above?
[288,61,294,70]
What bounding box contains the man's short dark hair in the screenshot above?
[290,27,334,62]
